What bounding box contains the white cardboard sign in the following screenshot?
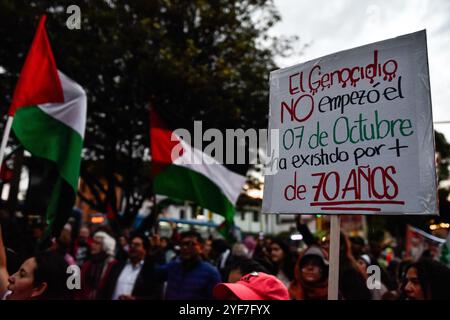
[263,31,437,215]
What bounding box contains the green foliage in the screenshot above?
[0,0,296,227]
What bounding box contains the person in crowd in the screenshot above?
[356,253,390,300]
[0,210,26,267]
[50,224,76,266]
[252,236,274,273]
[401,258,450,300]
[269,238,296,288]
[100,234,163,300]
[211,239,233,281]
[396,258,414,287]
[160,236,176,263]
[243,235,256,258]
[72,225,92,266]
[1,225,71,300]
[289,245,329,300]
[159,231,221,300]
[231,243,249,259]
[76,231,117,300]
[25,222,46,256]
[350,236,367,257]
[295,215,317,246]
[227,257,269,283]
[115,233,130,261]
[213,272,290,300]
[386,257,402,290]
[339,233,372,300]
[149,234,167,265]
[202,238,213,262]
[369,238,386,267]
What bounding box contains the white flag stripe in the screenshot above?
[38,71,87,138]
[174,137,246,205]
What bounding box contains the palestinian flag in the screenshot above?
[9,16,86,246]
[150,108,246,231]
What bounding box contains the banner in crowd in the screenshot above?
[405,225,446,261]
[263,31,437,215]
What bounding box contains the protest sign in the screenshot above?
[263,30,437,216]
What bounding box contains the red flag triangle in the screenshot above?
[149,108,184,177]
[8,15,64,116]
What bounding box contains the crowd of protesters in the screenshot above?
[1,211,450,300]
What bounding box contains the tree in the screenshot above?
[0,0,298,230]
[435,130,450,222]
[435,130,450,181]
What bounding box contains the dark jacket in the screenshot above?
[99,255,163,300]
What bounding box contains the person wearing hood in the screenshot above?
[289,245,329,300]
[76,231,117,300]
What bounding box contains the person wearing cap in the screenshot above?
[289,245,329,300]
[213,272,290,300]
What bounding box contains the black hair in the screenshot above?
[350,236,365,246]
[270,237,296,281]
[131,234,151,252]
[403,259,450,300]
[211,238,230,254]
[33,251,71,300]
[180,230,204,244]
[229,257,269,275]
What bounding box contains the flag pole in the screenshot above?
[327,214,341,300]
[0,116,14,169]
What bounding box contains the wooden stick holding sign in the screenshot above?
[327,215,340,300]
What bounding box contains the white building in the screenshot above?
[154,201,316,239]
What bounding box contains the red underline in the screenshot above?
[311,200,405,206]
[320,207,381,212]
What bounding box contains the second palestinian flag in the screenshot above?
[150,109,245,226]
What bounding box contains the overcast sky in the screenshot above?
[271,0,450,140]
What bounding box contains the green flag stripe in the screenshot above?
[12,106,83,191]
[154,164,236,223]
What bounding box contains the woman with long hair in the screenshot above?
[401,258,450,300]
[269,238,296,288]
